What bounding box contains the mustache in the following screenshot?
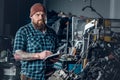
[38,19,45,22]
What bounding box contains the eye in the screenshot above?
[34,12,46,17]
[34,13,40,17]
[36,14,40,16]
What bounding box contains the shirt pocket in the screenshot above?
[27,34,43,52]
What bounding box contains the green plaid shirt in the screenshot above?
[13,23,59,80]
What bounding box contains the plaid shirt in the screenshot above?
[13,23,59,80]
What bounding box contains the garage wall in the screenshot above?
[46,0,110,18]
[110,0,120,19]
[0,0,4,35]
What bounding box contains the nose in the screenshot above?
[38,15,42,20]
[39,14,45,19]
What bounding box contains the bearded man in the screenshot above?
[13,3,59,80]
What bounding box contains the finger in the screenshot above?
[46,50,52,53]
[46,51,52,55]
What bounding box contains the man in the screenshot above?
[13,3,59,80]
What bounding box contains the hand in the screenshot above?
[35,50,53,59]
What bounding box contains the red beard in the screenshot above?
[33,20,46,31]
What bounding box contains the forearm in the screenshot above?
[14,50,40,61]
